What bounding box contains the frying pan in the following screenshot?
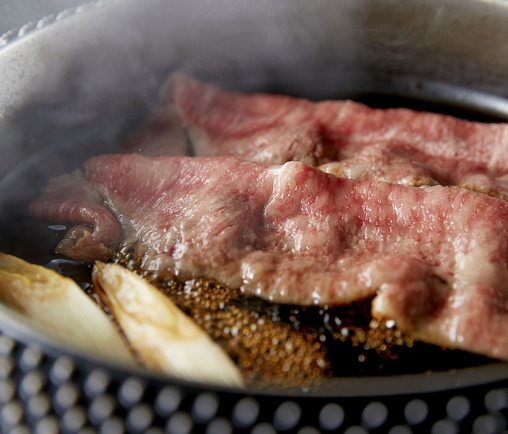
[1,0,508,432]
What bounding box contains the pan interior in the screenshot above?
[1,81,508,396]
[2,0,508,396]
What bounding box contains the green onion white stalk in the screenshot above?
[0,253,135,366]
[93,261,245,387]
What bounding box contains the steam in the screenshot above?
[1,0,508,261]
[0,0,365,218]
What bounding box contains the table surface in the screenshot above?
[1,0,89,37]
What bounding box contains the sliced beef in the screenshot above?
[373,283,508,361]
[29,170,121,260]
[129,74,508,199]
[29,154,508,360]
[168,74,333,165]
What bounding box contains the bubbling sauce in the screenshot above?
[104,248,490,389]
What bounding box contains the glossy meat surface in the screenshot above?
[30,156,508,296]
[31,75,508,362]
[30,154,508,359]
[373,283,508,360]
[134,74,508,199]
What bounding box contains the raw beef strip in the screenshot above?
[29,170,121,260]
[137,74,508,198]
[30,154,508,301]
[30,155,508,359]
[372,283,508,361]
[319,143,440,187]
[167,74,337,166]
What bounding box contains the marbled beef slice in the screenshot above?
[29,154,508,360]
[132,74,508,199]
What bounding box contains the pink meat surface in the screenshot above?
[29,170,121,260]
[168,74,336,166]
[373,283,508,361]
[133,74,508,199]
[30,154,508,359]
